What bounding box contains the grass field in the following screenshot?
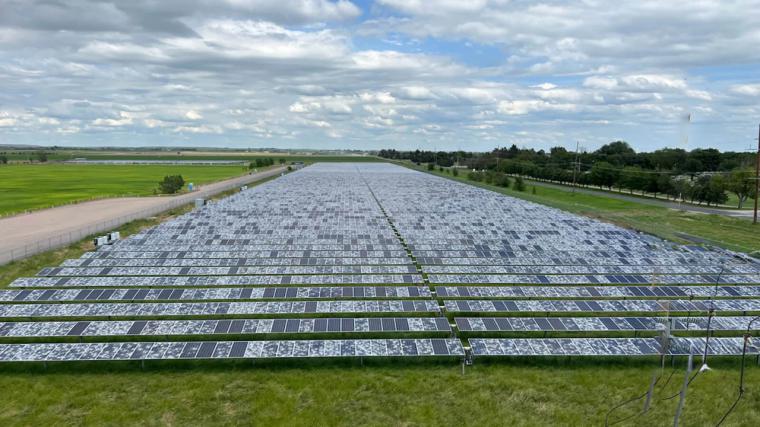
[405,163,760,255]
[523,177,752,210]
[0,359,757,426]
[1,149,380,163]
[0,164,250,216]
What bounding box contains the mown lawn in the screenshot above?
[0,359,757,426]
[0,164,249,216]
[407,164,760,255]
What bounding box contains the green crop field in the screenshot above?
[0,149,381,163]
[0,164,249,216]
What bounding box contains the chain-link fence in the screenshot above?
[0,166,286,265]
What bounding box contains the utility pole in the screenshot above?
[571,141,580,194]
[754,123,759,224]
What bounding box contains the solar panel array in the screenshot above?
[2,162,759,363]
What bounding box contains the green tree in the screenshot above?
[452,168,459,177]
[727,169,756,208]
[656,174,674,199]
[589,161,619,190]
[35,151,48,163]
[0,154,7,164]
[427,163,435,171]
[620,167,647,194]
[158,175,185,194]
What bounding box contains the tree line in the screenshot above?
[378,141,757,208]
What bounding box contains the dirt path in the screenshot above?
[0,166,286,264]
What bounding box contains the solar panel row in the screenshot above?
[0,317,451,338]
[425,265,760,275]
[1,286,431,302]
[456,316,758,332]
[445,299,760,313]
[60,256,413,267]
[11,274,424,288]
[469,337,755,357]
[428,274,760,285]
[436,285,760,299]
[0,300,441,319]
[37,265,419,277]
[0,338,465,362]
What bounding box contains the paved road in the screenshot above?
[0,166,287,264]
[524,179,755,219]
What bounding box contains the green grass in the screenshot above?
[0,360,757,426]
[406,163,760,254]
[0,163,251,216]
[1,149,382,163]
[523,177,753,210]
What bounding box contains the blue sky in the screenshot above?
[0,0,759,152]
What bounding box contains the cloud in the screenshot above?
[0,0,756,151]
[185,110,203,120]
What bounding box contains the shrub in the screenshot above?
[158,175,185,194]
[467,171,484,182]
[532,186,537,195]
[514,176,526,192]
[0,154,7,164]
[427,163,435,171]
[494,174,511,188]
[452,168,459,177]
[287,165,293,171]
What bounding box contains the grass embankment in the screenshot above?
[0,360,757,426]
[406,163,760,255]
[0,164,250,216]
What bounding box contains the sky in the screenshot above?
[1,0,759,153]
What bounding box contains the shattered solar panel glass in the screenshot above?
[444,299,760,314]
[0,317,451,338]
[469,337,755,356]
[456,316,760,332]
[0,339,464,361]
[6,163,760,362]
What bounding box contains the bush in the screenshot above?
[452,168,459,177]
[439,167,444,172]
[0,154,7,164]
[467,171,484,182]
[279,158,286,164]
[158,175,185,194]
[494,174,511,188]
[514,176,526,192]
[287,165,293,171]
[532,186,537,195]
[35,151,48,163]
[427,163,435,171]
